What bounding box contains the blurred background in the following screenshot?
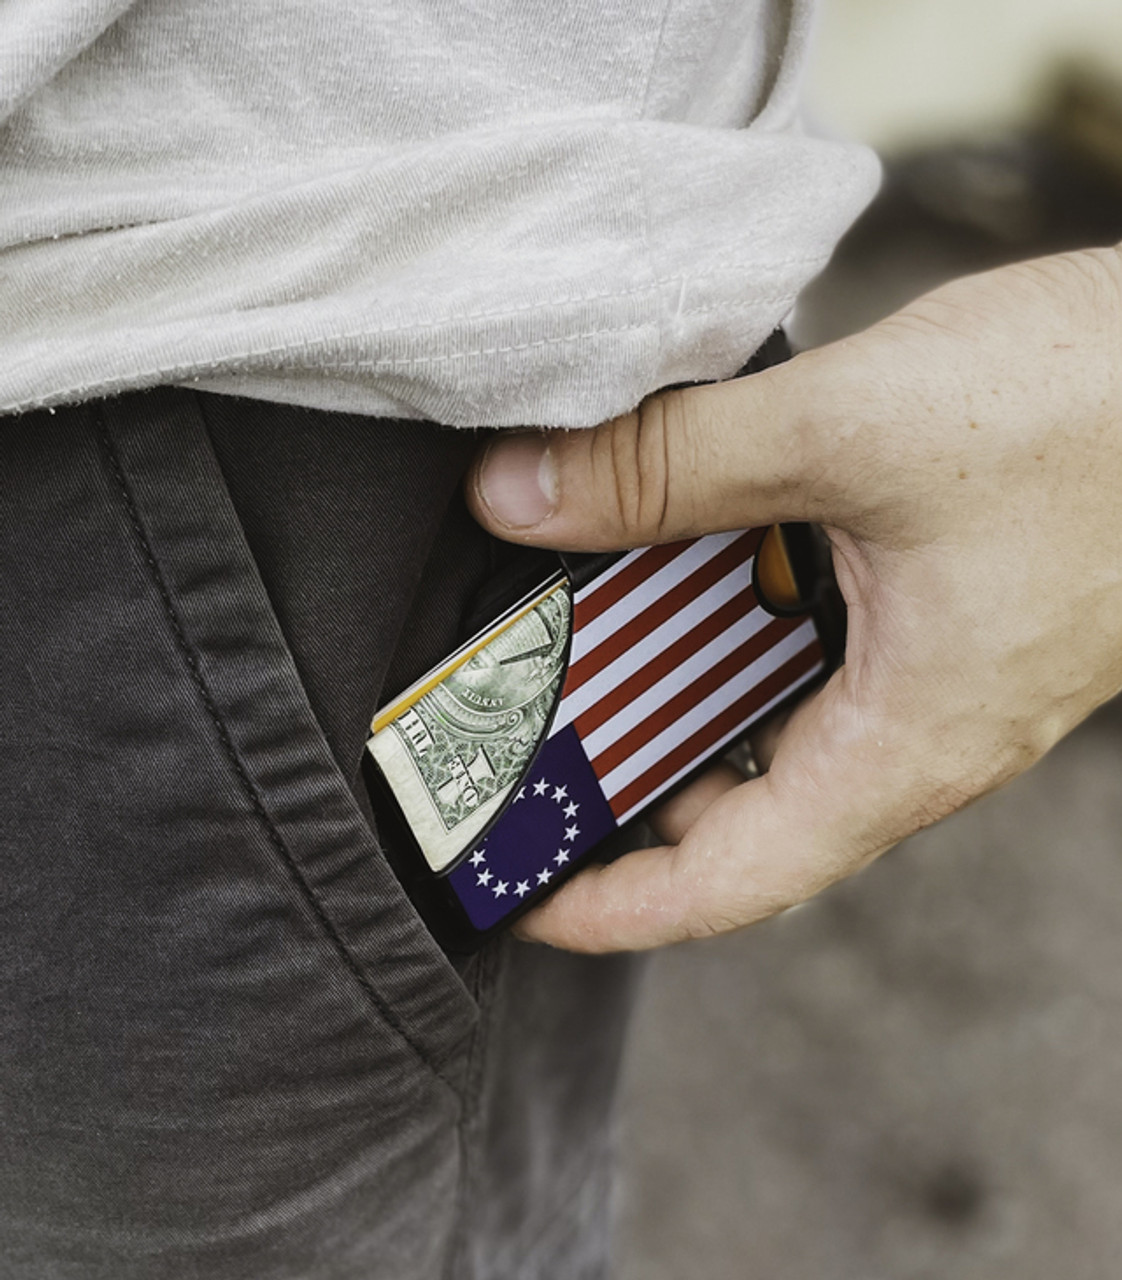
[612,2,1122,1276]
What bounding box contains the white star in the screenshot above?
[513,787,526,803]
[537,868,553,885]
[469,850,486,867]
[532,778,549,796]
[514,881,531,898]
[552,785,568,803]
[564,824,580,842]
[554,849,570,866]
[477,869,492,886]
[564,801,580,819]
[493,880,509,897]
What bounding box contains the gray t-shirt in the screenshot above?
[0,0,878,427]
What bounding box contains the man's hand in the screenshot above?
[467,245,1122,952]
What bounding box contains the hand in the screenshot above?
[467,245,1122,952]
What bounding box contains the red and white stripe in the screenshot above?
[551,530,824,824]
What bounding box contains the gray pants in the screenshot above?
[0,390,638,1278]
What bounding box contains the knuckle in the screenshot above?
[1017,246,1122,317]
[891,729,1044,841]
[904,773,978,833]
[876,295,980,345]
[974,722,1054,793]
[774,347,895,524]
[591,393,684,543]
[592,412,647,544]
[683,910,741,942]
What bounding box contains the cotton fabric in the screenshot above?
[0,0,878,426]
[0,389,639,1277]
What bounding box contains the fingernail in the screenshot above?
[475,434,557,530]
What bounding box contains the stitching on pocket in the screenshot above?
[94,406,448,1079]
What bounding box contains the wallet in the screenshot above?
[365,521,843,952]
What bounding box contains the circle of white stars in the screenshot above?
[468,774,581,899]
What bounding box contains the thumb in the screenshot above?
[467,347,847,551]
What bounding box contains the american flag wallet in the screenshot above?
[366,524,842,951]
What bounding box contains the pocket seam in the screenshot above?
[94,406,461,1082]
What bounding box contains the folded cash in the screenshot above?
[368,577,571,873]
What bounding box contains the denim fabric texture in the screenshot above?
[0,390,638,1278]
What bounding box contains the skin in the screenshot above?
[466,243,1122,953]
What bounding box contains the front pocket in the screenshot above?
[97,390,480,1079]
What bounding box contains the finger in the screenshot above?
[513,762,744,949]
[648,760,745,845]
[645,704,795,844]
[514,666,941,953]
[747,705,794,772]
[466,346,852,551]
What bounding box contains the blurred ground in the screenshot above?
[613,702,1122,1280]
[611,49,1122,1280]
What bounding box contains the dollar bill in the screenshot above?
[368,579,571,873]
